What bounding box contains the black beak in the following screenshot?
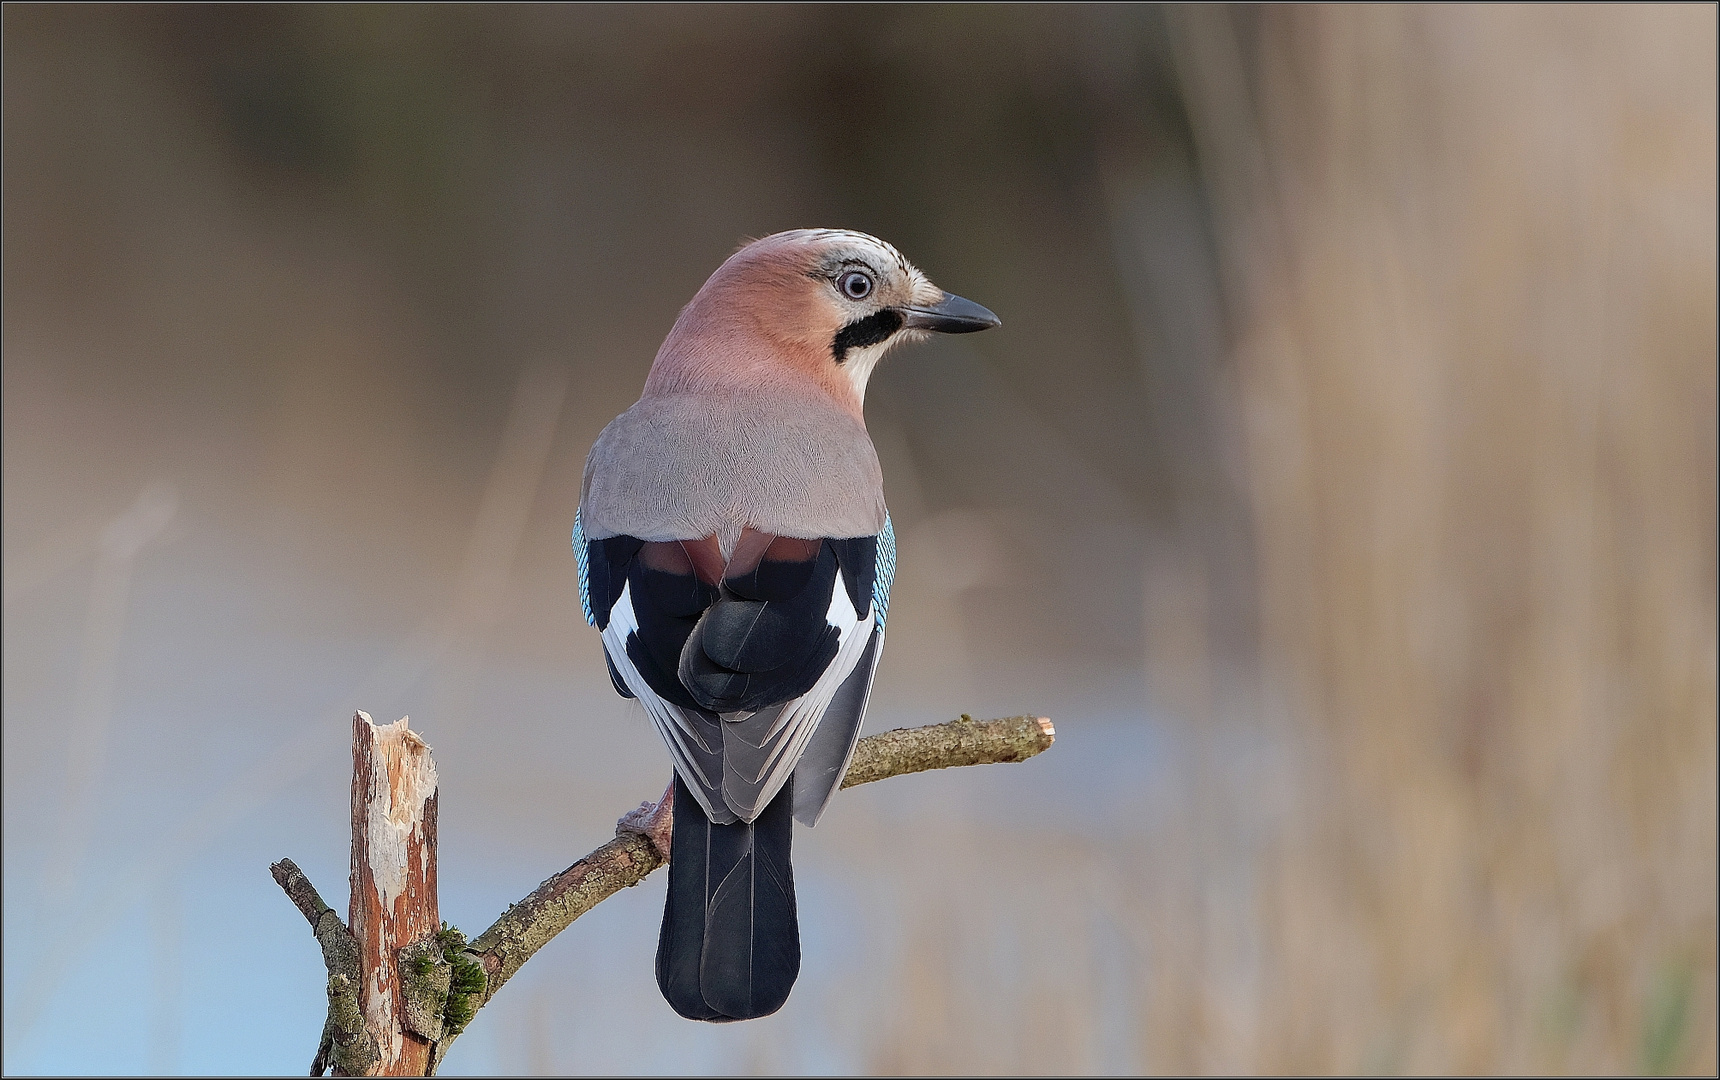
[899,292,1001,334]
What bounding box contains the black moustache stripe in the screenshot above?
[831,309,904,363]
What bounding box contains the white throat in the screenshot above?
[841,339,894,401]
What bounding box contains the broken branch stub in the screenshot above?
[349,713,439,1076]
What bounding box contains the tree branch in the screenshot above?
[270,858,378,1076]
[840,713,1056,788]
[274,713,1054,1075]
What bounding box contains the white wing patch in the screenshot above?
[600,582,734,822]
[601,574,875,826]
[719,579,873,821]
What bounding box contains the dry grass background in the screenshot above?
[3,4,1713,1074]
[1162,6,1718,1073]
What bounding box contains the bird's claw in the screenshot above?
[616,778,675,860]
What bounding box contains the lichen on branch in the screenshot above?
[270,858,378,1076]
[841,714,1055,788]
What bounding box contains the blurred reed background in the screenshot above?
[3,4,1713,1074]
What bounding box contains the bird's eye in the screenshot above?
[839,271,873,300]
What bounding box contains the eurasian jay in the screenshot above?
[574,229,999,1021]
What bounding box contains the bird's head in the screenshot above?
[644,229,1000,415]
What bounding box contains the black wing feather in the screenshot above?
[680,542,843,712]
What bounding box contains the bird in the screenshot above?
[572,229,999,1022]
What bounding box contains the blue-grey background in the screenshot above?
[4,5,1714,1074]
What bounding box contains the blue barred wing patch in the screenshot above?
[572,508,594,626]
[874,514,896,629]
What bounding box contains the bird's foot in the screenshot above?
[616,778,675,860]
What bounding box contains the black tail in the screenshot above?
[656,774,800,1021]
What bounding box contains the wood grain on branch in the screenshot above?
[349,713,439,1075]
[274,713,1053,1075]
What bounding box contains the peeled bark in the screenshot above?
[348,713,439,1075]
